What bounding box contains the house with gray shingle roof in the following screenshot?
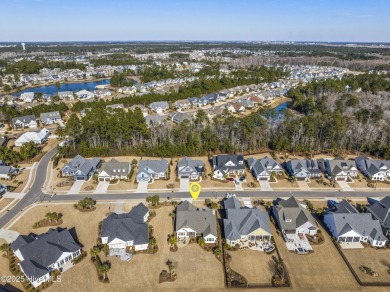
[149,101,169,113]
[177,157,204,180]
[106,104,125,111]
[12,115,37,129]
[247,157,283,181]
[355,156,390,181]
[286,159,321,181]
[98,158,131,181]
[11,228,82,288]
[168,112,192,124]
[175,201,217,244]
[145,115,165,127]
[101,203,149,254]
[129,105,148,117]
[212,154,245,180]
[273,197,318,239]
[324,200,387,247]
[367,196,390,236]
[173,99,192,110]
[0,165,17,180]
[223,197,272,247]
[318,157,358,181]
[136,159,168,182]
[61,155,101,180]
[40,111,62,125]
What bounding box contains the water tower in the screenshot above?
[21,43,26,51]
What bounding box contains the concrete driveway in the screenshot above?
[179,178,190,192]
[68,180,85,194]
[260,180,273,191]
[136,181,149,193]
[337,181,355,192]
[297,180,312,190]
[94,181,110,194]
[0,229,20,243]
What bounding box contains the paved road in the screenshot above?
[0,147,57,229]
[44,189,389,202]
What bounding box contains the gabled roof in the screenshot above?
[62,155,101,176]
[224,208,271,241]
[12,115,36,125]
[137,159,168,177]
[367,196,390,230]
[175,201,217,237]
[99,159,130,177]
[177,157,204,175]
[11,228,81,279]
[287,159,321,175]
[224,197,242,209]
[247,156,282,177]
[212,155,244,174]
[333,200,359,214]
[40,111,61,122]
[101,203,149,245]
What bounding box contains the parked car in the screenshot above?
[227,177,234,181]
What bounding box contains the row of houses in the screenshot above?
[12,111,62,129]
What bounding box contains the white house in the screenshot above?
[355,156,390,181]
[14,128,51,147]
[75,90,94,99]
[20,92,35,103]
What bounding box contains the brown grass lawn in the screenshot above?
[0,168,31,193]
[0,198,14,212]
[342,248,390,283]
[107,180,135,191]
[229,249,274,284]
[271,223,360,290]
[9,204,225,291]
[272,176,299,189]
[42,138,59,152]
[148,165,178,190]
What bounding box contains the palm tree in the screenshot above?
[0,243,10,255]
[99,263,110,280]
[169,235,177,247]
[90,246,100,259]
[45,212,53,222]
[198,237,206,247]
[213,248,222,257]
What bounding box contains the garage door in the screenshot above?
[259,177,268,181]
[76,176,85,180]
[99,178,105,181]
[180,176,189,179]
[297,177,306,181]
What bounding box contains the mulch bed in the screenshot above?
[33,218,63,229]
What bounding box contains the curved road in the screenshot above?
[0,147,58,229]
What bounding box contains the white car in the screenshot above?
[225,193,236,198]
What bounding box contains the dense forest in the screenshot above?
[57,72,390,160]
[3,60,85,75]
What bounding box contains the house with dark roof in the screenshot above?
[247,157,283,181]
[367,196,390,236]
[286,159,321,181]
[11,228,82,288]
[98,158,131,181]
[355,156,390,181]
[324,200,387,247]
[149,101,169,113]
[0,165,17,179]
[177,157,204,180]
[273,197,318,238]
[101,203,149,255]
[145,115,165,127]
[175,201,217,244]
[61,155,101,180]
[212,155,245,180]
[12,115,37,129]
[318,157,358,181]
[223,197,272,247]
[136,159,168,182]
[168,112,192,124]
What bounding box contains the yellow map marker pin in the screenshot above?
[189,182,201,200]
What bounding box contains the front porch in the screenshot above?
[284,233,313,254]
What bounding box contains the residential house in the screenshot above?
[40,111,62,125]
[98,158,131,181]
[286,159,321,181]
[61,155,101,180]
[318,157,358,181]
[75,90,94,99]
[20,92,35,103]
[273,197,318,239]
[149,101,169,114]
[118,86,137,95]
[0,165,17,179]
[106,104,125,111]
[145,115,165,127]
[129,105,148,117]
[94,89,111,97]
[173,99,192,110]
[355,156,390,181]
[324,200,387,247]
[175,201,218,243]
[247,95,264,106]
[12,115,37,129]
[367,196,390,236]
[57,91,74,100]
[226,102,245,114]
[247,157,283,181]
[212,155,245,179]
[177,157,204,180]
[101,203,149,255]
[136,159,168,182]
[11,228,82,288]
[223,197,272,246]
[168,112,192,124]
[14,128,51,147]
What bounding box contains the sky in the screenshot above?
[0,0,389,42]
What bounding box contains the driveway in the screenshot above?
[136,181,149,193]
[337,181,355,191]
[297,180,312,190]
[259,180,273,191]
[179,178,190,192]
[68,180,85,194]
[0,229,20,243]
[94,181,110,194]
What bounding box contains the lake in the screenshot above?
[14,79,111,96]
